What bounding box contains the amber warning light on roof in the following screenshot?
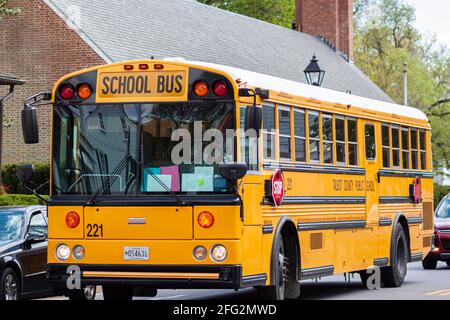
[97,70,187,101]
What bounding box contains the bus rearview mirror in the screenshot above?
[21,107,39,144]
[245,105,262,137]
[16,164,36,183]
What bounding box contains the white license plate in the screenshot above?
[124,246,149,261]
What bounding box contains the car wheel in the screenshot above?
[0,268,20,301]
[422,256,438,270]
[257,237,288,300]
[381,223,408,287]
[67,285,97,301]
[446,261,450,267]
[102,285,133,300]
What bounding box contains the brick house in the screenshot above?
[0,0,391,164]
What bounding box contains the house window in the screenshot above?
[420,130,427,170]
[294,109,306,162]
[382,124,390,167]
[365,124,376,160]
[262,104,276,160]
[391,126,400,168]
[411,128,418,169]
[335,116,346,164]
[308,111,320,162]
[348,118,358,165]
[401,128,410,169]
[322,114,333,164]
[278,106,291,160]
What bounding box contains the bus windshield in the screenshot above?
[52,102,235,196]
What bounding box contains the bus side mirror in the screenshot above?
[219,163,248,181]
[17,164,36,183]
[21,107,39,144]
[245,105,262,137]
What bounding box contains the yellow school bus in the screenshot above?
[20,59,433,300]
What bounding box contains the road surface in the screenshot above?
[40,261,450,300]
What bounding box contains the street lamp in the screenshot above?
[304,54,325,86]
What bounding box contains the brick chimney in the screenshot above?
[296,0,354,61]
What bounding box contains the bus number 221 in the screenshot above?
[86,224,104,238]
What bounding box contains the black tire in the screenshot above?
[102,285,133,301]
[257,237,288,300]
[381,223,408,287]
[67,285,97,301]
[359,271,371,289]
[446,261,450,267]
[422,255,438,270]
[0,268,20,301]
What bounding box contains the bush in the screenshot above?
[434,183,450,209]
[0,194,48,206]
[1,163,50,195]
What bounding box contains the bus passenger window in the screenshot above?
[392,126,400,168]
[411,129,418,169]
[335,116,346,164]
[365,124,376,160]
[294,109,306,162]
[382,124,390,167]
[401,127,410,169]
[278,106,291,160]
[348,118,358,165]
[322,114,333,164]
[420,130,427,170]
[262,104,276,160]
[309,111,320,162]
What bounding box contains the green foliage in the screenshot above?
[2,163,50,195]
[196,0,295,28]
[0,0,21,20]
[434,184,450,209]
[0,194,48,206]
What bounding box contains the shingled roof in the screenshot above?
[44,0,393,102]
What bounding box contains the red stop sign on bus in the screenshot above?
[272,169,285,207]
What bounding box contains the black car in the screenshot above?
[0,206,95,300]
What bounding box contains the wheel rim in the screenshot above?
[4,274,18,301]
[83,286,96,300]
[396,236,407,277]
[277,242,289,299]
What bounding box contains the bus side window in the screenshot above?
[401,127,410,169]
[411,128,418,169]
[308,111,320,162]
[322,114,333,164]
[335,116,346,165]
[348,118,358,165]
[391,126,400,168]
[419,130,427,170]
[365,124,376,160]
[382,124,390,167]
[262,104,276,160]
[293,109,306,162]
[278,105,292,160]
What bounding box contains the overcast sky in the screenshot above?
[405,0,450,47]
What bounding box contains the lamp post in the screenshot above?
[304,54,326,87]
[0,74,26,192]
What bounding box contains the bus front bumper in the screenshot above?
[47,264,267,290]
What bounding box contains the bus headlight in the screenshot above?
[56,244,70,261]
[73,245,85,260]
[193,246,207,261]
[211,245,228,262]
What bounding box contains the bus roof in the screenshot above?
[174,59,428,122]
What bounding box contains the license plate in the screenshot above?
[124,247,149,261]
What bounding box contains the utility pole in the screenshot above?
[403,63,408,106]
[0,75,25,192]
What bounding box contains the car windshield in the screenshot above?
[52,102,235,196]
[0,212,24,241]
[436,198,450,219]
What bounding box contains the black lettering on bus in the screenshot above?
[174,75,183,93]
[166,75,174,93]
[110,76,118,94]
[135,76,144,94]
[118,76,127,94]
[144,76,152,94]
[127,76,135,94]
[157,75,165,93]
[102,77,110,94]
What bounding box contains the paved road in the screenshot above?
[40,261,450,300]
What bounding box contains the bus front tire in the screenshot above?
[102,285,133,300]
[381,223,408,288]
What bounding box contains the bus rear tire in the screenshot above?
[381,223,408,288]
[102,285,133,300]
